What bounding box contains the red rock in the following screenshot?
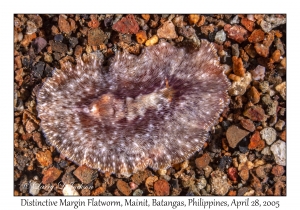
[88,19,100,29]
[42,167,62,184]
[243,106,265,122]
[58,15,71,34]
[226,125,250,148]
[36,150,53,167]
[228,167,238,182]
[248,131,265,151]
[254,32,274,57]
[271,165,285,176]
[157,20,178,39]
[88,28,107,46]
[224,24,249,43]
[112,14,139,34]
[154,179,170,196]
[116,179,132,195]
[195,153,211,169]
[135,30,147,44]
[232,56,246,77]
[240,118,255,132]
[241,18,255,32]
[247,86,260,104]
[248,29,265,43]
[73,165,98,184]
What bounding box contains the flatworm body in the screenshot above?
[37,40,230,176]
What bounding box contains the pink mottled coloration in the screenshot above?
[37,40,230,176]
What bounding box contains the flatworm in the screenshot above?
[37,40,230,176]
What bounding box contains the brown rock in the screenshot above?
[271,49,281,62]
[240,118,255,132]
[200,24,214,36]
[228,190,237,196]
[271,165,285,177]
[224,24,249,43]
[279,130,286,141]
[195,153,211,169]
[239,168,249,181]
[196,15,206,27]
[135,30,147,44]
[112,14,139,34]
[248,131,265,151]
[32,132,43,148]
[92,186,106,196]
[88,28,107,46]
[241,18,255,32]
[131,170,152,185]
[248,29,265,43]
[73,165,98,184]
[157,20,178,39]
[254,31,274,57]
[58,15,71,34]
[141,14,150,22]
[188,14,200,25]
[243,106,265,122]
[145,176,158,193]
[251,174,263,195]
[226,125,250,148]
[36,150,52,167]
[88,15,100,28]
[244,44,257,58]
[116,179,132,196]
[154,179,170,196]
[25,120,39,133]
[49,40,68,54]
[74,45,82,57]
[274,180,285,196]
[210,170,230,195]
[247,86,260,104]
[42,167,62,184]
[232,56,246,77]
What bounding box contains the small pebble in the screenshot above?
[215,30,226,44]
[135,30,147,44]
[116,180,132,196]
[188,14,200,25]
[42,167,62,184]
[112,15,139,34]
[154,179,170,196]
[196,177,207,190]
[229,72,252,96]
[275,82,286,100]
[226,125,249,148]
[248,29,265,43]
[29,180,40,195]
[243,105,265,122]
[36,150,53,167]
[271,165,285,177]
[195,153,211,169]
[210,170,230,195]
[73,165,98,184]
[224,24,248,43]
[63,184,79,196]
[275,119,285,131]
[133,189,143,196]
[157,20,177,39]
[145,35,158,46]
[250,65,265,81]
[247,86,260,104]
[261,146,272,155]
[248,131,265,151]
[69,37,78,48]
[270,140,286,166]
[231,44,239,57]
[260,127,277,145]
